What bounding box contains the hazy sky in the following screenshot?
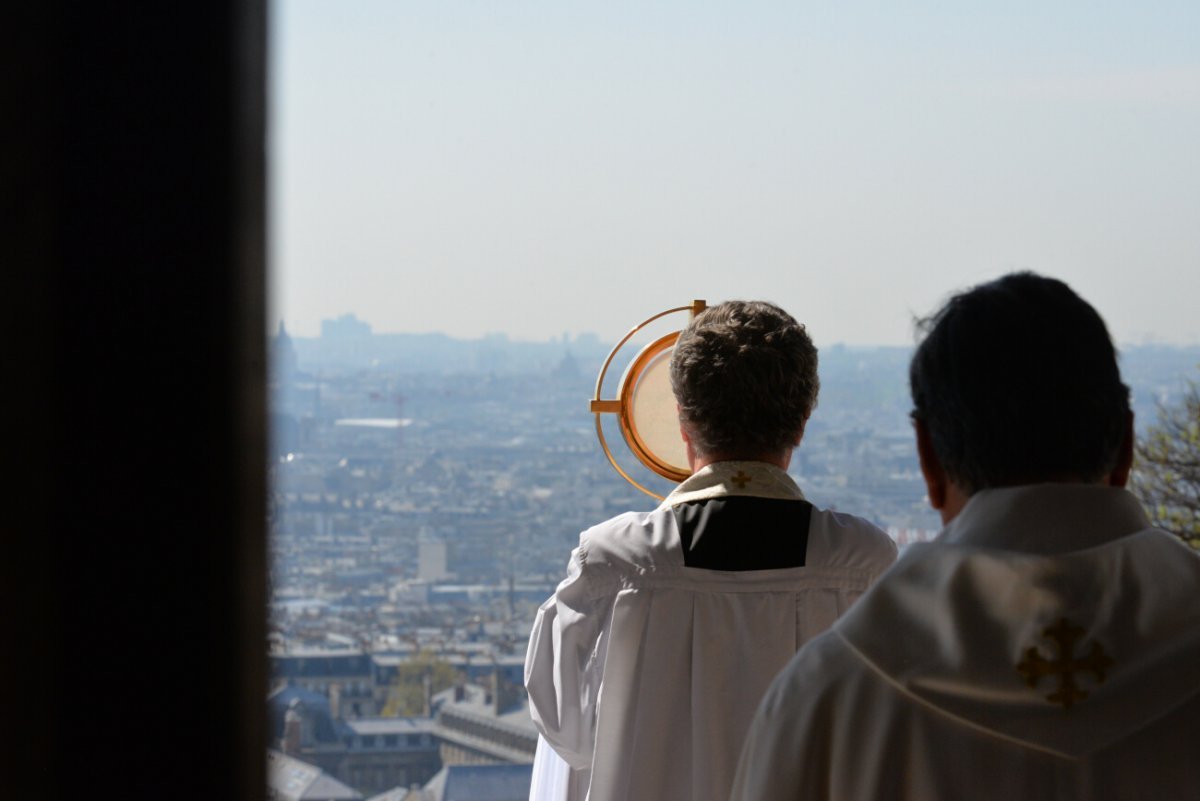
[270,1,1200,346]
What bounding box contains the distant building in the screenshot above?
[270,685,443,796]
[432,680,537,767]
[552,349,579,379]
[422,764,533,801]
[418,541,449,582]
[364,764,534,801]
[371,653,526,695]
[426,582,554,608]
[272,649,377,717]
[366,787,432,801]
[272,321,301,378]
[270,321,307,455]
[341,717,444,794]
[389,580,431,606]
[268,749,363,801]
[323,314,373,340]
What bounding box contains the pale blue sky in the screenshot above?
[270,0,1200,346]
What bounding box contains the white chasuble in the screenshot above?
[731,484,1200,801]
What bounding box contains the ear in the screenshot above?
[914,418,948,510]
[1107,411,1135,488]
[793,418,807,447]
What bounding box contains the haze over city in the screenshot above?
[271,0,1200,347]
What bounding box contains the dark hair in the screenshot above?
[670,300,818,457]
[909,272,1130,492]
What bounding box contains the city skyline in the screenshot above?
[271,1,1200,347]
[280,309,1200,349]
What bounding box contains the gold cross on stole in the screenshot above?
[730,471,752,489]
[1016,617,1114,710]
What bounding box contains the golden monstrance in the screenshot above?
[590,300,706,499]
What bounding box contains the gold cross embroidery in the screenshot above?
[1016,617,1114,710]
[730,470,752,489]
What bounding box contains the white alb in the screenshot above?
[525,460,898,801]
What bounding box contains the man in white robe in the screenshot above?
[730,273,1200,800]
[524,301,898,801]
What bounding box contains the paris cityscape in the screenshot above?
[266,314,1199,799]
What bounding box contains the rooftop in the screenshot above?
[267,750,363,801]
[423,764,533,801]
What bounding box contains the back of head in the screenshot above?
[670,300,817,458]
[910,272,1130,492]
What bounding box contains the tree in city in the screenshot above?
[1131,377,1200,550]
[381,649,460,717]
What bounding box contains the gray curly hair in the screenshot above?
[669,300,818,458]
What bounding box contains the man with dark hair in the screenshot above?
[525,301,896,801]
[730,273,1200,801]
[671,300,820,461]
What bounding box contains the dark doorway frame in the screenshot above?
[6,3,268,799]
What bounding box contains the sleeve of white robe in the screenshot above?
[524,536,616,771]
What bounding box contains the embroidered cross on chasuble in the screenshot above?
[1017,617,1114,710]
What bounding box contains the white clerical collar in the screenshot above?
[660,460,806,509]
[938,483,1152,554]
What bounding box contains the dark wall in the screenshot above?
[5,3,267,799]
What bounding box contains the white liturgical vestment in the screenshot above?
[730,484,1200,801]
[524,461,898,801]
